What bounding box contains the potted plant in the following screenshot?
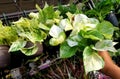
[9,4,61,57]
[0,3,118,78]
[0,21,18,68]
[84,0,120,27]
[8,3,118,78]
[8,17,45,57]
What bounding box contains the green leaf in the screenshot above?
[39,23,50,30]
[19,30,47,43]
[21,44,38,56]
[66,12,74,22]
[13,17,30,28]
[96,21,114,39]
[60,41,78,58]
[36,4,61,24]
[83,30,104,40]
[31,30,47,43]
[49,38,60,46]
[58,32,66,42]
[83,46,104,74]
[9,39,26,52]
[43,4,54,19]
[49,32,66,46]
[46,19,55,25]
[0,26,18,45]
[36,4,45,23]
[0,20,3,27]
[54,10,61,19]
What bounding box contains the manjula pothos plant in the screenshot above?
[9,4,62,56]
[6,3,118,75]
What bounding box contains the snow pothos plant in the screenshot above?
[49,12,117,74]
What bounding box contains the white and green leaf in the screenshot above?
[9,39,27,52]
[49,24,63,38]
[83,46,104,74]
[93,40,117,52]
[59,19,73,31]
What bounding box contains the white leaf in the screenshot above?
[29,12,39,19]
[59,19,73,31]
[74,14,88,23]
[49,25,63,38]
[93,40,117,52]
[67,39,78,47]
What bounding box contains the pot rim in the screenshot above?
[0,45,9,50]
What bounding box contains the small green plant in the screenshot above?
[84,0,120,21]
[0,21,18,46]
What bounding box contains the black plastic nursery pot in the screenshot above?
[9,41,43,69]
[0,45,11,69]
[106,11,119,27]
[24,41,43,58]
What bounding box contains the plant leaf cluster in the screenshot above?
[1,4,61,56]
[84,0,120,21]
[0,21,18,45]
[48,12,117,74]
